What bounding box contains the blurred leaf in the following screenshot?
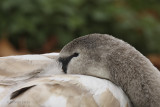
[0,0,160,54]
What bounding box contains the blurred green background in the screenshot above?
[0,0,160,58]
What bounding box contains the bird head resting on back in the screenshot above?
[58,33,160,107]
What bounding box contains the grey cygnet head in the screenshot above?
[58,33,160,107]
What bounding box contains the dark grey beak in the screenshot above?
[58,53,79,74]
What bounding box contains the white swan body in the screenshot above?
[0,75,131,107]
[0,53,131,107]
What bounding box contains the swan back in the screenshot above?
[0,75,131,107]
[0,53,131,107]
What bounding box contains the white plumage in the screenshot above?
[0,53,131,107]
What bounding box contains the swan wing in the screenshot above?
[0,53,62,85]
[0,75,131,107]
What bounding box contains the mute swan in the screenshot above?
[0,53,131,107]
[58,34,160,107]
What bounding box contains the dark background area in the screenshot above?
[0,0,160,69]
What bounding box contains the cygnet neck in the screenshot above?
[106,44,160,107]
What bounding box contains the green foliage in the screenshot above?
[0,0,160,54]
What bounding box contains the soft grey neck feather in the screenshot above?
[99,35,160,107]
[60,34,160,107]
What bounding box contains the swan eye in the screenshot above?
[72,53,79,57]
[58,53,79,73]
